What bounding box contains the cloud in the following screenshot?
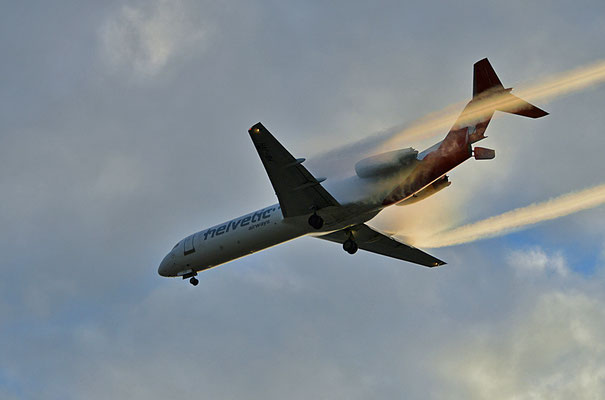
[3,0,605,399]
[90,153,145,200]
[507,247,569,277]
[99,0,207,78]
[437,288,605,399]
[7,243,605,400]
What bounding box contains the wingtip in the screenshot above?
[248,122,264,133]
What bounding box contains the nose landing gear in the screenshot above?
[181,270,199,286]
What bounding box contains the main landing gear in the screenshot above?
[308,213,324,229]
[189,277,199,286]
[343,232,358,255]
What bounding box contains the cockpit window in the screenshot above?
[173,242,180,249]
[184,234,195,255]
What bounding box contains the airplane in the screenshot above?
[158,58,548,286]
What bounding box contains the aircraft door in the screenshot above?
[184,234,195,255]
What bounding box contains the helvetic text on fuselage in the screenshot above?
[202,206,280,240]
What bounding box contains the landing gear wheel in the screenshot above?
[343,238,358,254]
[189,277,199,286]
[308,213,324,229]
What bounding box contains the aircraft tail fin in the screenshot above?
[473,58,548,119]
[473,58,505,97]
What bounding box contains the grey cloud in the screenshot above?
[2,0,605,399]
[99,0,209,79]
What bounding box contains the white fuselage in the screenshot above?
[157,133,467,278]
[157,202,380,277]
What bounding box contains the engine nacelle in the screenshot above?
[355,148,418,179]
[397,176,451,206]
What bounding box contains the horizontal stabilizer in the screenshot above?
[501,93,549,118]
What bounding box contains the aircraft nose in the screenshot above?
[158,254,173,277]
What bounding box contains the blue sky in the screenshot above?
[2,1,605,399]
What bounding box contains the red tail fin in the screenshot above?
[473,58,548,119]
[473,58,504,97]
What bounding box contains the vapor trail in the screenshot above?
[412,184,605,248]
[312,60,605,175]
[381,59,605,150]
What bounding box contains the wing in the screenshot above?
[249,122,339,218]
[319,224,446,267]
